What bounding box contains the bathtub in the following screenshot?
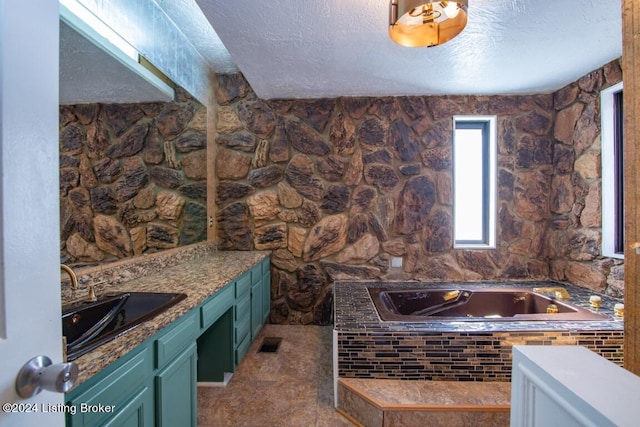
[334,281,624,381]
[368,287,608,322]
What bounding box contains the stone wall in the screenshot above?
[548,60,624,297]
[214,60,623,325]
[60,87,208,265]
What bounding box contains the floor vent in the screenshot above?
[258,337,282,353]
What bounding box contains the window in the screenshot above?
[453,116,496,248]
[601,82,624,259]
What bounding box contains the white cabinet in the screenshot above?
[511,346,640,427]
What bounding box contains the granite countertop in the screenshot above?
[334,280,625,333]
[65,245,269,388]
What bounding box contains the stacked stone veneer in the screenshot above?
[548,62,625,297]
[215,60,623,325]
[60,88,207,265]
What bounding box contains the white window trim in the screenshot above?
[452,115,497,249]
[601,82,624,259]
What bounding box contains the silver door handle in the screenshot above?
[15,356,78,398]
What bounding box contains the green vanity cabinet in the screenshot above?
[197,282,235,382]
[155,311,198,369]
[236,259,271,362]
[200,281,235,330]
[102,386,153,427]
[198,258,271,380]
[66,256,270,427]
[66,346,154,427]
[233,271,252,366]
[66,310,199,427]
[251,266,263,339]
[154,311,198,427]
[260,258,271,325]
[245,258,271,344]
[155,343,197,427]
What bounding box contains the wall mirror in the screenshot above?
[59,7,208,268]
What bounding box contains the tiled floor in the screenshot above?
[197,325,354,427]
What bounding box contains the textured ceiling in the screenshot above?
[194,0,622,99]
[153,0,237,73]
[59,0,623,103]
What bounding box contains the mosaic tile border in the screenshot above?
[337,329,623,381]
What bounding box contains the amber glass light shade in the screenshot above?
[389,0,468,47]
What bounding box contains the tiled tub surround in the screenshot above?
[334,280,623,382]
[61,241,269,387]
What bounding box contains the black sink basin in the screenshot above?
[62,292,187,361]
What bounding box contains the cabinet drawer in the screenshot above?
[235,292,250,322]
[235,271,251,298]
[235,314,250,347]
[67,346,152,427]
[252,264,261,285]
[236,333,251,366]
[155,311,197,369]
[201,283,234,329]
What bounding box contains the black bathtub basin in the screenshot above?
[62,291,187,360]
[368,287,608,322]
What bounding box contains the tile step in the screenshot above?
[337,378,511,427]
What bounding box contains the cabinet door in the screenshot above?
[262,269,271,324]
[67,347,153,427]
[155,343,197,427]
[103,386,153,427]
[251,281,263,339]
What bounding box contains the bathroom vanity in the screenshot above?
[63,248,270,427]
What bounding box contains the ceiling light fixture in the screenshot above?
[389,0,468,47]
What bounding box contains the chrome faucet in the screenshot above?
[533,287,571,300]
[60,264,78,290]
